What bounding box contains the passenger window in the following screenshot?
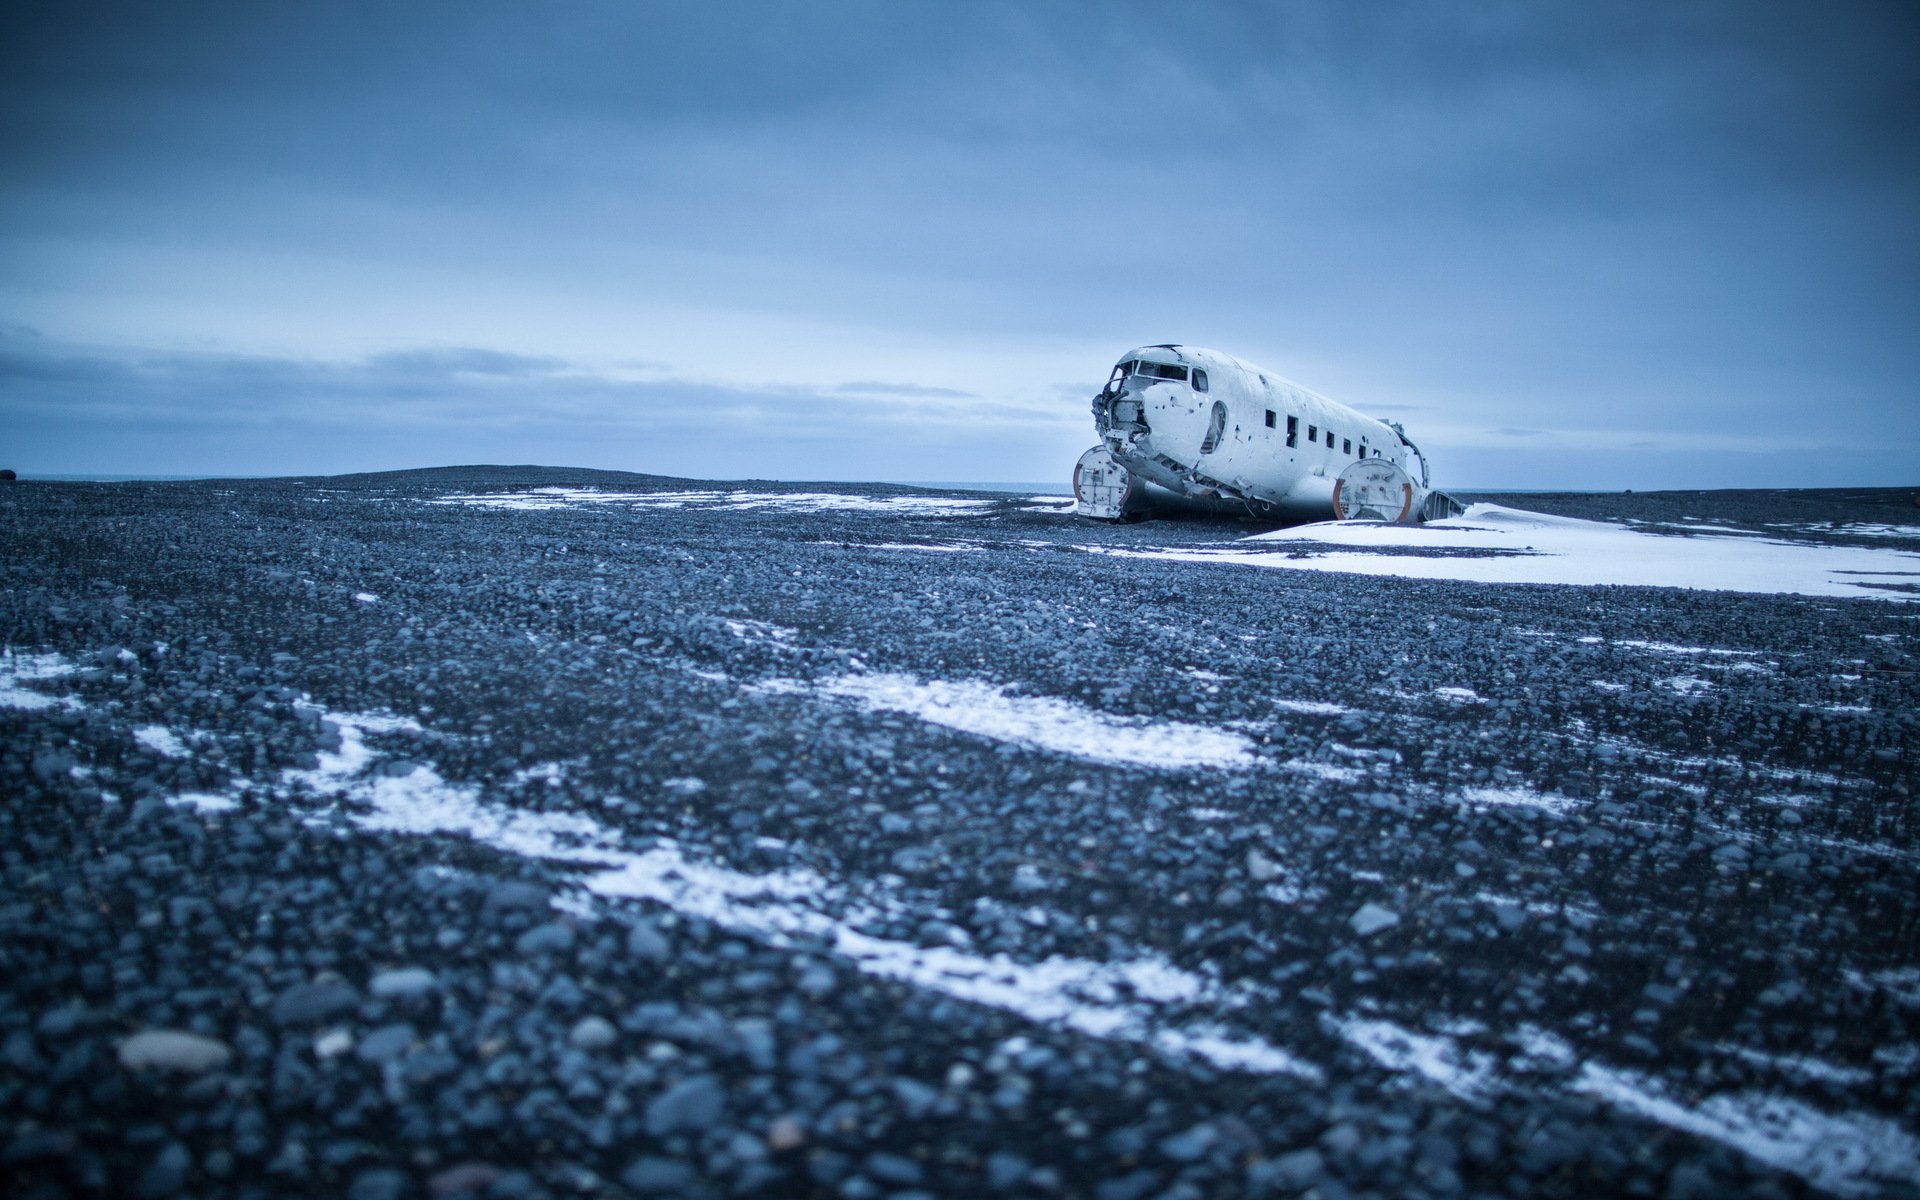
[1326,430,1335,448]
[1264,410,1276,429]
[1343,438,1351,455]
[1193,369,1209,392]
[1286,415,1298,447]
[1307,424,1317,442]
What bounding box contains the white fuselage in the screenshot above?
[1080,344,1431,521]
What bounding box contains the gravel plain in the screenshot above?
[2,467,1917,1200]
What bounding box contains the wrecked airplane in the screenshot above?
[1073,345,1463,524]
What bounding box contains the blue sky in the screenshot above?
[2,1,1915,488]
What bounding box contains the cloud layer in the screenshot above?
[2,2,1915,486]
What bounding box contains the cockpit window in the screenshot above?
[1134,361,1189,383]
[1192,369,1209,392]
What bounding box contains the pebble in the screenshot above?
[626,920,671,962]
[134,1141,191,1198]
[117,1030,232,1074]
[356,1023,415,1064]
[765,1116,808,1151]
[1349,903,1401,937]
[347,1167,410,1200]
[644,1075,727,1136]
[568,1015,617,1051]
[369,966,438,998]
[271,980,361,1026]
[621,1156,696,1194]
[515,922,576,956]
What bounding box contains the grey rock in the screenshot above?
[1158,1122,1217,1162]
[271,980,360,1025]
[985,1152,1031,1190]
[427,1162,502,1194]
[348,1167,409,1200]
[865,1152,924,1185]
[4,1128,77,1162]
[1246,848,1280,882]
[1349,903,1400,937]
[621,1156,696,1194]
[135,1140,192,1198]
[1268,1148,1325,1190]
[485,881,550,912]
[644,1074,726,1136]
[569,1015,617,1051]
[117,1030,232,1074]
[1094,1169,1162,1200]
[369,967,438,998]
[355,1023,416,1064]
[797,964,836,998]
[515,921,575,956]
[625,921,670,962]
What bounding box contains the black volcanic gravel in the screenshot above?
[1,467,1917,1200]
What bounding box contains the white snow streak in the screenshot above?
[1455,786,1579,816]
[765,673,1258,771]
[269,712,1315,1078]
[430,487,995,517]
[1271,699,1353,716]
[1334,1017,1498,1099]
[1575,1063,1920,1198]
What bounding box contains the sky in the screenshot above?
[1,1,1915,489]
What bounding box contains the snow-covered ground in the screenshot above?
[1099,504,1919,601]
[429,486,996,517]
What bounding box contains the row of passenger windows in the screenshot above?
[1262,409,1374,457]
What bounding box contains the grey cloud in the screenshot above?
[0,338,1080,478]
[365,348,566,378]
[0,2,1914,486]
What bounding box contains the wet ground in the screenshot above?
[3,468,1917,1199]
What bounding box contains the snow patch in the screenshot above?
[1334,1018,1497,1100]
[1111,504,1920,602]
[847,542,981,553]
[133,725,188,758]
[0,650,76,709]
[1719,1044,1874,1087]
[1615,640,1758,657]
[1455,786,1578,816]
[1271,698,1353,716]
[170,792,239,813]
[430,487,996,517]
